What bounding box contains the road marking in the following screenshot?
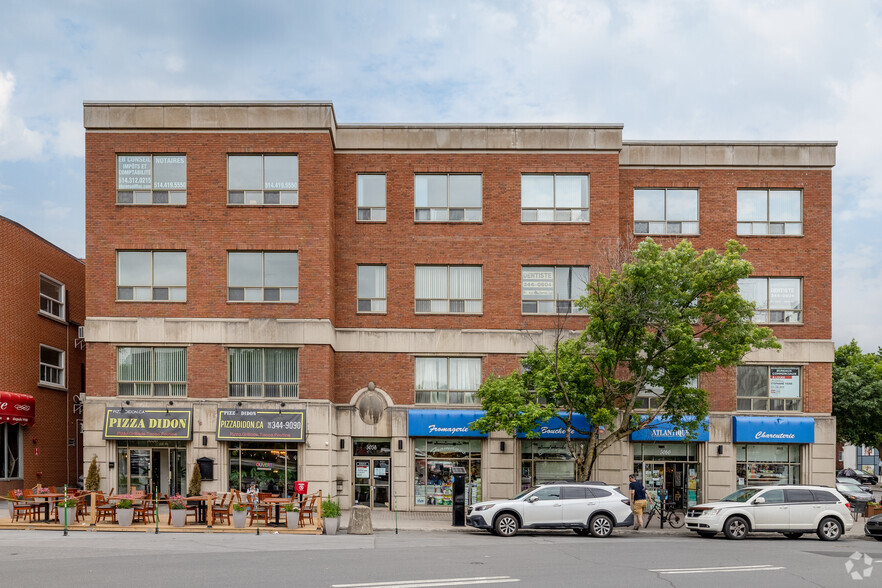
[650,564,784,575]
[331,576,519,588]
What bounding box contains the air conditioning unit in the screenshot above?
[77,326,85,339]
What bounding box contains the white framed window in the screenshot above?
[737,189,802,235]
[228,155,299,205]
[736,365,802,412]
[117,251,186,301]
[521,266,589,314]
[228,251,298,302]
[357,265,387,313]
[415,174,482,222]
[415,357,481,404]
[521,174,589,222]
[738,277,802,324]
[634,188,699,235]
[118,347,187,397]
[39,344,65,388]
[1,423,22,479]
[415,266,482,314]
[228,348,299,398]
[117,155,186,205]
[357,174,386,221]
[39,274,65,320]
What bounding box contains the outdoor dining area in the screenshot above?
[2,486,324,534]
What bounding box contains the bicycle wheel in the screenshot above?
[667,509,686,528]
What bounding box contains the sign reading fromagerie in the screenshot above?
[103,407,193,440]
[216,409,306,442]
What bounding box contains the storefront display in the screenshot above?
[414,439,482,506]
[520,439,584,489]
[633,442,701,507]
[732,416,813,488]
[116,440,187,495]
[228,442,297,495]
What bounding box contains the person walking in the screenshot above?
[629,474,648,530]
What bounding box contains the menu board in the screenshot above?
[769,367,800,398]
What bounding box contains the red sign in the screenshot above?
[0,391,35,425]
[294,481,308,494]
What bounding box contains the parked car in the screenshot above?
[836,483,873,505]
[865,513,882,541]
[837,476,873,494]
[466,482,633,538]
[839,468,878,486]
[686,485,853,541]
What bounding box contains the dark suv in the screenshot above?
[839,468,879,486]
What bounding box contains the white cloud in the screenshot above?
[0,71,44,161]
[41,199,71,219]
[51,119,84,158]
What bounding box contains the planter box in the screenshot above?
[170,509,187,527]
[59,507,77,525]
[232,509,247,528]
[117,508,134,527]
[324,517,339,535]
[286,510,300,530]
[866,504,882,518]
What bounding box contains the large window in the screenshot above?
[738,277,802,323]
[634,188,699,235]
[521,266,588,314]
[118,347,187,397]
[229,443,298,495]
[636,376,698,410]
[228,252,298,303]
[39,344,64,388]
[521,174,589,222]
[228,155,298,205]
[415,357,481,404]
[415,266,482,314]
[415,174,482,222]
[1,424,22,479]
[39,274,65,320]
[357,174,386,221]
[521,440,584,489]
[736,444,801,487]
[357,265,387,313]
[737,189,802,235]
[228,348,299,398]
[736,366,801,412]
[117,155,187,205]
[414,439,482,506]
[117,251,186,301]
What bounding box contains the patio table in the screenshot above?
[31,493,66,523]
[185,495,212,524]
[262,497,295,526]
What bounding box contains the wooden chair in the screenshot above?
[212,494,230,526]
[11,497,40,522]
[21,489,46,522]
[186,498,201,524]
[134,497,155,524]
[298,493,317,527]
[95,493,117,523]
[247,493,269,527]
[49,486,57,493]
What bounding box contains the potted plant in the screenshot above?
[232,502,247,528]
[284,503,300,530]
[57,496,78,526]
[867,501,882,517]
[322,499,341,535]
[85,455,101,492]
[188,463,202,496]
[116,498,134,527]
[169,495,187,527]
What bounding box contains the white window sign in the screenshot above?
[769,367,800,398]
[521,269,554,297]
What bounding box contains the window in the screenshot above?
[357,174,386,221]
[415,357,481,404]
[521,174,589,222]
[415,266,482,314]
[561,486,591,499]
[634,189,699,235]
[117,155,186,205]
[39,344,64,387]
[521,266,588,314]
[118,347,187,397]
[39,274,65,320]
[228,155,298,205]
[636,376,698,410]
[738,278,802,323]
[737,189,802,235]
[760,488,785,503]
[228,348,298,398]
[1,424,22,479]
[736,444,801,487]
[415,174,482,221]
[736,366,801,411]
[228,252,298,302]
[357,265,386,313]
[117,251,186,301]
[531,486,561,500]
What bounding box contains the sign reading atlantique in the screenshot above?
[102,407,193,440]
[216,408,306,442]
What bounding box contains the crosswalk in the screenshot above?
[331,576,520,588]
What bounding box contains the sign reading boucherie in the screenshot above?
[103,407,193,440]
[216,409,306,442]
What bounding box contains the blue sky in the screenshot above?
[1,1,880,349]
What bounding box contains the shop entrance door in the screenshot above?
[122,448,185,495]
[353,458,391,509]
[641,462,691,508]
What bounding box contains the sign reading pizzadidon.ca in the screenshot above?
[103,407,193,440]
[216,409,306,442]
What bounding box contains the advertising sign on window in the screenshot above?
[769,367,800,398]
[521,269,554,298]
[117,155,152,189]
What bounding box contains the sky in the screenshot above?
[0,0,880,350]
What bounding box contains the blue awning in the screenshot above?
[516,413,592,439]
[732,416,815,444]
[630,416,709,442]
[407,409,488,437]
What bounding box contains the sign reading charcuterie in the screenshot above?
[103,407,193,440]
[216,408,306,442]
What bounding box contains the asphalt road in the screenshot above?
[0,528,879,587]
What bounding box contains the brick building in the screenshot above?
[1,216,85,496]
[82,101,834,509]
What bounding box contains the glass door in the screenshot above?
[353,457,392,510]
[354,459,372,506]
[373,459,390,508]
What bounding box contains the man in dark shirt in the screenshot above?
[628,474,648,530]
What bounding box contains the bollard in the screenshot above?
[62,484,68,536]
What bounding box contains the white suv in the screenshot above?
[686,485,853,541]
[466,482,634,538]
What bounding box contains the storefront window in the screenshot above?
[414,439,481,506]
[736,443,801,487]
[116,440,186,495]
[1,423,22,479]
[228,442,297,496]
[633,443,700,507]
[520,440,583,490]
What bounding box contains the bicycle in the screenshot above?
[644,499,686,528]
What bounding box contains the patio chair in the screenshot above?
[212,494,230,526]
[299,493,317,527]
[21,489,45,522]
[96,493,117,523]
[134,496,155,524]
[247,493,269,527]
[11,496,40,522]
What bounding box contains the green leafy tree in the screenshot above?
[832,340,882,459]
[85,454,101,491]
[188,462,202,496]
[472,238,778,480]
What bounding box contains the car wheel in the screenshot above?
[697,531,716,538]
[782,532,803,539]
[723,516,749,540]
[817,517,843,541]
[574,529,591,536]
[589,514,613,538]
[494,513,519,537]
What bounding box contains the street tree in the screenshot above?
[471,238,779,480]
[832,340,882,459]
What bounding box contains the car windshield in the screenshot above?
[721,488,761,502]
[513,487,537,500]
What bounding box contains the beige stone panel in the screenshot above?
[133,106,163,128]
[706,469,735,489]
[626,145,653,165]
[217,107,248,128]
[785,145,811,166]
[487,129,516,150]
[108,107,136,128]
[595,128,623,150]
[709,415,733,444]
[681,145,707,165]
[757,145,786,166]
[460,128,489,149]
[540,129,570,149]
[191,106,221,128]
[435,128,462,150]
[704,145,735,165]
[569,129,596,150]
[741,339,835,363]
[163,106,190,128]
[733,145,759,166]
[84,106,110,128]
[809,146,836,167]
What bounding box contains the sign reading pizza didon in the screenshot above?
[103,407,193,440]
[216,409,306,442]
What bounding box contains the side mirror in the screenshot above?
[527,496,539,503]
[753,497,766,504]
